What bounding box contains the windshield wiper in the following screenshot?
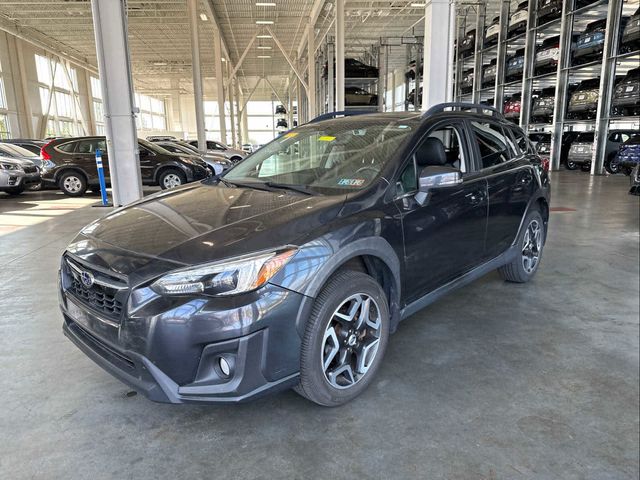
[263,182,317,196]
[218,178,275,192]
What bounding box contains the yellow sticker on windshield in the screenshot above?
[318,136,336,142]
[284,132,298,138]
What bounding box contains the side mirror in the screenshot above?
[415,166,463,206]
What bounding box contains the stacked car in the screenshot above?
[612,67,640,116]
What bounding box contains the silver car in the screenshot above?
[0,156,41,195]
[187,140,246,162]
[0,143,49,190]
[155,141,231,175]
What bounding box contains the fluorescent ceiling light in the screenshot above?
[199,13,208,21]
[256,34,272,39]
[257,46,272,49]
[255,20,274,24]
[256,2,277,6]
[410,2,425,6]
[257,55,272,58]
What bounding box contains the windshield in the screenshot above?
[0,143,39,158]
[223,117,417,195]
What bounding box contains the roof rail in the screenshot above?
[422,102,504,119]
[307,110,373,124]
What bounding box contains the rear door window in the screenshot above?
[470,121,512,169]
[56,141,77,153]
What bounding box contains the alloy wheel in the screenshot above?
[163,173,183,188]
[321,293,382,390]
[63,176,82,193]
[522,219,542,275]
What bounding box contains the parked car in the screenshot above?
[40,136,210,196]
[187,140,246,162]
[0,138,46,155]
[621,7,640,52]
[506,48,525,81]
[241,143,254,153]
[508,1,528,37]
[459,29,477,58]
[482,59,498,87]
[565,130,637,173]
[345,86,378,106]
[59,104,550,406]
[0,142,47,190]
[146,135,179,142]
[530,87,557,122]
[612,67,640,116]
[504,94,521,120]
[406,87,422,106]
[154,141,231,176]
[484,16,501,47]
[567,78,600,119]
[538,0,562,25]
[573,19,607,64]
[535,36,561,75]
[323,58,378,78]
[275,105,287,115]
[614,135,640,175]
[529,132,551,158]
[276,118,289,129]
[460,69,475,93]
[0,156,41,195]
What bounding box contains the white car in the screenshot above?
[508,2,528,36]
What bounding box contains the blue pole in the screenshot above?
[95,149,109,206]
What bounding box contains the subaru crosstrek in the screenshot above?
[60,104,550,406]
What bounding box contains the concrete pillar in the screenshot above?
[228,66,237,147]
[327,42,334,112]
[10,37,34,137]
[421,0,454,110]
[89,0,142,206]
[335,0,345,111]
[187,0,206,150]
[214,30,227,144]
[307,25,317,119]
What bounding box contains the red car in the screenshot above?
[504,94,522,121]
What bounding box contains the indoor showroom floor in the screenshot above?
[0,171,638,480]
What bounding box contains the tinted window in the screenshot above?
[16,143,42,155]
[470,121,512,168]
[56,142,77,153]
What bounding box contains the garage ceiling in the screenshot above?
[0,0,501,101]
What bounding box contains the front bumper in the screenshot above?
[0,170,41,188]
[60,261,306,404]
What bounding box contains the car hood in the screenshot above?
[67,182,347,277]
[0,156,36,167]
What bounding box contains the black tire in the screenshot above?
[5,186,25,195]
[621,166,633,176]
[498,209,545,283]
[58,171,87,197]
[158,168,187,189]
[29,182,43,191]
[605,156,621,175]
[565,160,578,170]
[295,270,390,407]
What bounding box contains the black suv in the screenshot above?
[60,104,550,406]
[41,137,210,196]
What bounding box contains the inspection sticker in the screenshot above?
[338,178,365,187]
[318,135,336,142]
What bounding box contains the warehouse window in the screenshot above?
[89,76,105,134]
[0,60,10,139]
[135,93,166,131]
[35,54,84,137]
[204,101,233,144]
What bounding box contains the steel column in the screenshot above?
[493,0,510,110]
[421,0,452,110]
[592,0,624,175]
[187,0,206,151]
[307,25,317,119]
[472,3,486,104]
[89,0,142,206]
[550,0,574,171]
[519,0,537,129]
[327,42,335,112]
[335,0,345,110]
[214,29,227,144]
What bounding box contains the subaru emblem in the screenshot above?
[80,271,95,288]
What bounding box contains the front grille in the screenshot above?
[64,256,127,319]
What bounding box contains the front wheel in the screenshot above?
[159,169,187,189]
[604,157,620,175]
[498,210,545,283]
[296,271,390,407]
[4,186,25,195]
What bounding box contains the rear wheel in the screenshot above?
[159,168,186,189]
[498,210,545,283]
[58,171,87,197]
[296,270,390,407]
[604,156,620,175]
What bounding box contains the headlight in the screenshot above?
[150,248,297,296]
[0,162,22,171]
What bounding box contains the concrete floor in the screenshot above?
[0,172,638,480]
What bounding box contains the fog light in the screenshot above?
[218,356,231,377]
